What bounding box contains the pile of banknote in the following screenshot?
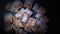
[4,0,48,34]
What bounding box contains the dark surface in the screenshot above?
[0,0,58,34]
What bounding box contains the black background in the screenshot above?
[0,0,58,34]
